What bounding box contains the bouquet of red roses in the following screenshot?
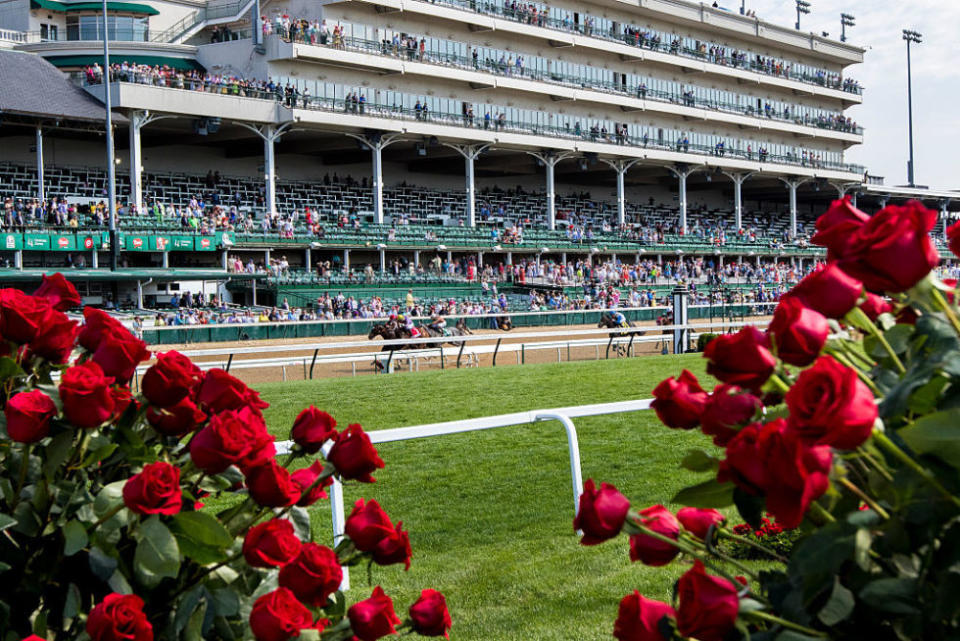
[0,274,451,641]
[576,199,960,640]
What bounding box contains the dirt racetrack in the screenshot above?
[137,315,768,387]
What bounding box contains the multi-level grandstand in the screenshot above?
[0,0,957,328]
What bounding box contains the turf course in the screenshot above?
[257,355,720,641]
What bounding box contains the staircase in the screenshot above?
[150,0,256,44]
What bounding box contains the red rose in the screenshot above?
[811,196,870,260]
[835,201,940,293]
[574,479,630,545]
[651,369,708,430]
[142,351,202,408]
[768,297,829,367]
[345,498,395,551]
[704,327,776,391]
[146,397,206,437]
[189,406,275,474]
[243,519,302,568]
[785,355,878,450]
[700,385,761,446]
[676,507,725,540]
[348,586,402,641]
[291,406,338,453]
[59,360,115,428]
[629,504,680,567]
[859,293,894,321]
[122,461,182,515]
[92,330,151,383]
[0,289,51,343]
[28,308,78,364]
[250,588,317,641]
[278,542,343,607]
[291,460,333,506]
[78,307,127,352]
[328,424,384,483]
[372,520,411,570]
[34,273,81,311]
[718,419,832,528]
[245,460,300,508]
[194,368,269,414]
[87,593,153,641]
[949,221,960,259]
[786,263,863,319]
[613,591,676,641]
[5,389,56,443]
[676,560,739,641]
[409,589,452,639]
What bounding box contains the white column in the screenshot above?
[221,250,228,270]
[733,178,743,230]
[137,280,144,309]
[477,251,483,267]
[129,112,144,214]
[414,250,421,267]
[850,192,858,207]
[36,126,44,202]
[305,247,312,271]
[546,160,556,230]
[379,249,386,272]
[264,249,271,265]
[162,251,169,268]
[465,153,476,227]
[506,251,513,265]
[616,167,626,226]
[561,252,567,263]
[264,125,277,215]
[942,202,951,236]
[372,142,384,225]
[92,248,99,269]
[343,249,351,270]
[446,250,453,263]
[788,181,798,238]
[678,171,688,234]
[14,250,22,270]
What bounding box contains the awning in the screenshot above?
[44,54,204,71]
[30,0,160,14]
[0,269,264,284]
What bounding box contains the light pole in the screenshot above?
[903,29,922,188]
[840,13,855,42]
[795,0,810,30]
[101,0,118,271]
[740,0,745,15]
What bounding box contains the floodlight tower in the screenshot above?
[840,13,855,42]
[903,29,922,187]
[795,0,811,30]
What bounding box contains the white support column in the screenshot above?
[129,112,144,214]
[137,280,144,309]
[779,177,810,240]
[477,251,483,267]
[14,250,22,270]
[442,144,490,227]
[942,200,953,237]
[263,126,277,216]
[221,250,228,270]
[305,247,312,271]
[264,249,271,265]
[414,250,421,268]
[36,126,44,202]
[92,248,99,269]
[372,142,384,225]
[343,249,351,270]
[379,249,386,272]
[528,151,576,231]
[446,251,453,263]
[722,172,753,231]
[506,251,513,265]
[162,251,169,269]
[678,171,688,233]
[561,252,567,264]
[601,159,639,227]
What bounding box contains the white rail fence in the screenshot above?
[276,397,656,590]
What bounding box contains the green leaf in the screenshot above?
[733,487,764,530]
[93,481,127,517]
[681,449,720,473]
[88,546,118,580]
[0,356,25,381]
[62,520,88,556]
[884,324,915,354]
[210,589,240,618]
[671,478,734,508]
[899,409,960,468]
[43,432,75,479]
[81,443,118,467]
[776,632,824,641]
[0,514,16,532]
[854,528,873,571]
[289,506,312,542]
[859,578,920,615]
[62,583,81,629]
[184,600,207,641]
[907,375,949,415]
[818,577,855,626]
[169,512,234,565]
[134,515,180,587]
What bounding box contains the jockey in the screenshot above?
[399,314,419,338]
[610,310,628,328]
[429,313,447,335]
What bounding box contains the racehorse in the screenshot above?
[493,315,513,331]
[417,322,471,347]
[597,314,645,357]
[368,322,414,370]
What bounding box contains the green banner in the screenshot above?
[22,233,76,251]
[1,234,21,250]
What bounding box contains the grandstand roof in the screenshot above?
[0,269,265,284]
[0,50,114,126]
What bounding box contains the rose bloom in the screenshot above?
[651,369,708,430]
[141,350,203,408]
[372,520,412,570]
[785,263,863,319]
[249,588,320,641]
[348,586,402,641]
[59,360,116,429]
[28,308,78,364]
[327,424,385,483]
[768,297,829,367]
[34,273,82,311]
[613,591,676,641]
[676,507,725,540]
[700,384,761,446]
[189,406,275,474]
[243,519,302,568]
[345,498,395,551]
[785,355,878,450]
[629,505,681,567]
[245,460,300,508]
[291,460,333,506]
[0,289,52,343]
[810,196,870,261]
[86,593,153,641]
[290,406,338,453]
[409,589,453,639]
[573,479,630,545]
[92,330,151,383]
[146,397,206,437]
[194,368,269,414]
[122,461,183,515]
[78,307,128,353]
[949,221,960,259]
[704,327,776,391]
[278,543,343,607]
[676,560,739,641]
[5,389,57,443]
[859,293,894,321]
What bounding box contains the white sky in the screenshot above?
[718,0,959,189]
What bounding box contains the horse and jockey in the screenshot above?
[598,310,644,357]
[368,313,471,369]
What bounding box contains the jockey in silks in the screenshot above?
[429,313,448,336]
[610,310,629,328]
[399,314,419,338]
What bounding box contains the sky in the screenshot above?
[722,0,959,190]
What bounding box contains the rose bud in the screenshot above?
[243,519,302,569]
[327,424,384,483]
[245,460,300,508]
[700,384,761,446]
[704,327,776,391]
[122,461,182,516]
[5,389,56,443]
[859,293,894,321]
[348,586,402,641]
[573,479,630,545]
[651,369,708,429]
[141,350,203,408]
[613,591,676,641]
[87,593,153,641]
[278,542,343,607]
[345,498,395,551]
[34,273,82,311]
[768,297,829,367]
[291,406,338,454]
[676,561,740,641]
[0,289,51,343]
[786,263,863,319]
[629,505,681,567]
[372,521,411,570]
[250,588,318,641]
[291,461,333,506]
[676,507,725,540]
[146,396,207,437]
[59,360,116,429]
[409,589,452,639]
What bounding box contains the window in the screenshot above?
[65,14,149,41]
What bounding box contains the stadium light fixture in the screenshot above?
[840,13,855,42]
[795,0,811,30]
[903,29,922,187]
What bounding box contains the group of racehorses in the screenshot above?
[367,316,514,361]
